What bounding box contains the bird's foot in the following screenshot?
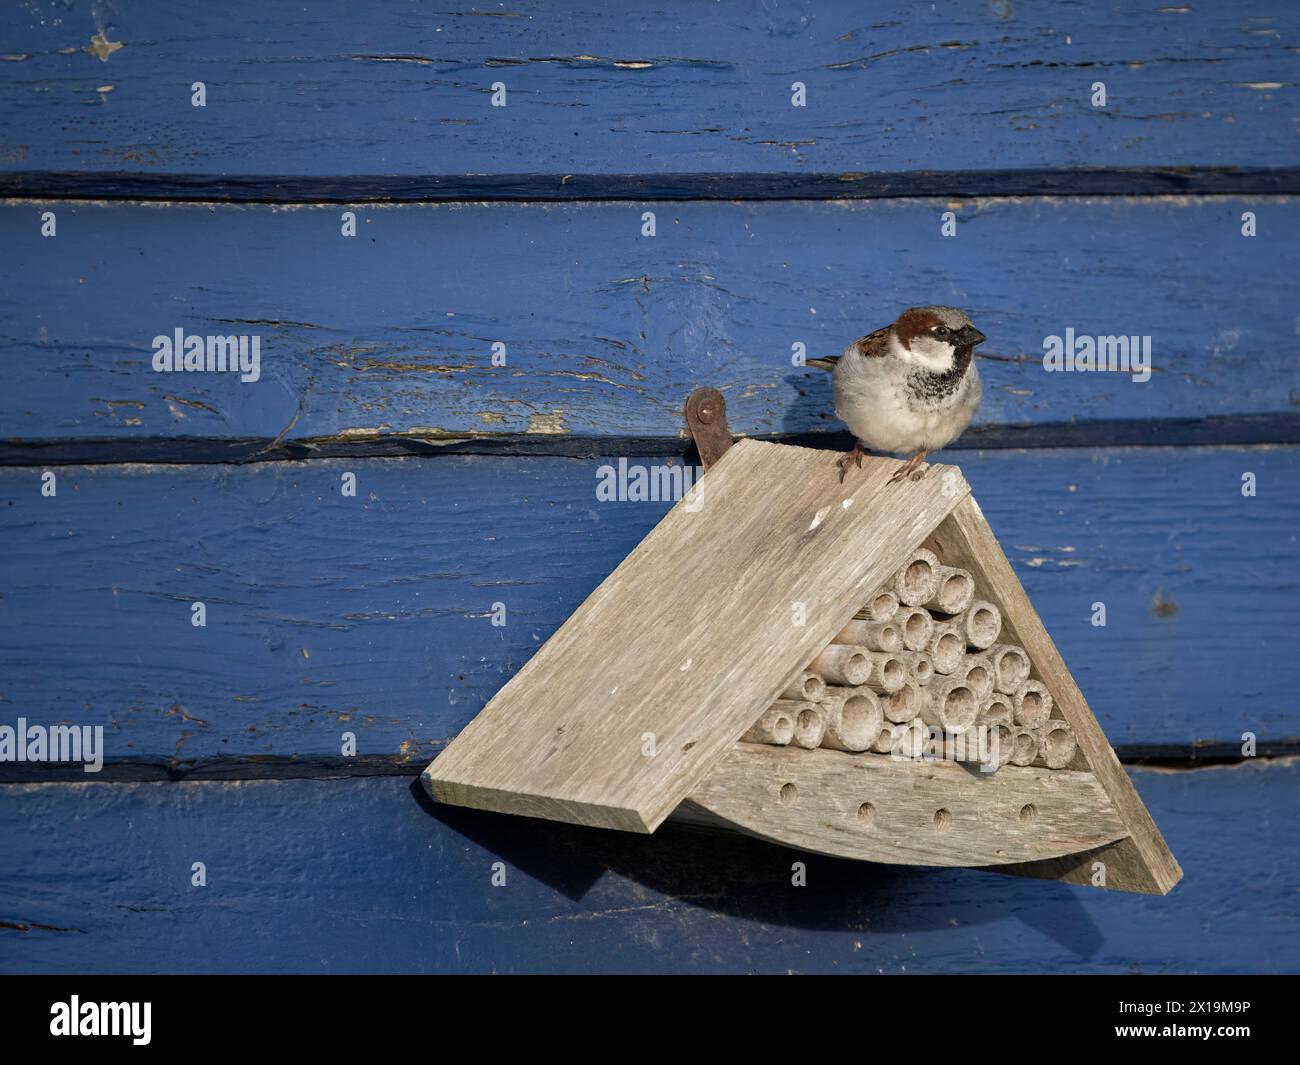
[888,451,929,485]
[837,445,865,483]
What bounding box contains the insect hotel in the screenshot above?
[425,406,1181,896]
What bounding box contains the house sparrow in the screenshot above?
[808,306,985,483]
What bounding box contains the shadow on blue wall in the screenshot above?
[414,781,1105,957]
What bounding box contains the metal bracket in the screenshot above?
[684,388,733,471]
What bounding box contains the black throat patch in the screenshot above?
[909,345,973,401]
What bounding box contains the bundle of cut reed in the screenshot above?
[736,547,1078,774]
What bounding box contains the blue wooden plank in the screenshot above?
[0,1,1295,197]
[0,445,1294,771]
[1,197,1297,457]
[0,760,1295,973]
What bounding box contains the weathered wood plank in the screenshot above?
[0,1,1296,196]
[0,760,1294,973]
[1,197,1298,456]
[426,441,969,832]
[683,744,1129,866]
[925,498,1181,894]
[0,446,1294,772]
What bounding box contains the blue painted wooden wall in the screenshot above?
[1,0,1296,974]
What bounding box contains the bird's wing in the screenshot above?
[854,325,892,357]
[807,324,891,371]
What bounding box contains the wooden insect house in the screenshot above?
[425,409,1182,896]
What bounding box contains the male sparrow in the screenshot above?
[808,306,985,483]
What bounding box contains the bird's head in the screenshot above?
[891,306,986,373]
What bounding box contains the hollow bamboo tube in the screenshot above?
[927,623,966,675]
[780,670,827,703]
[871,724,896,754]
[832,618,902,653]
[959,653,995,701]
[792,704,827,750]
[808,644,873,687]
[894,608,935,650]
[895,606,935,652]
[896,650,934,686]
[921,565,975,615]
[855,589,900,623]
[819,687,883,753]
[1035,718,1078,769]
[741,704,797,745]
[947,599,1002,650]
[921,676,978,733]
[977,691,1014,727]
[1010,727,1041,767]
[862,652,908,694]
[883,678,921,723]
[987,644,1031,694]
[892,547,940,607]
[1013,679,1053,729]
[982,721,1016,771]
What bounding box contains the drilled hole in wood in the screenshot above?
[1020,803,1038,824]
[857,802,875,823]
[779,782,798,805]
[933,808,953,831]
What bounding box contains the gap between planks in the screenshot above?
[3,415,1299,468]
[2,743,1300,785]
[2,168,1300,203]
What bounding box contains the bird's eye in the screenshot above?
[933,326,949,338]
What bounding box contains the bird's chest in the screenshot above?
[835,369,973,454]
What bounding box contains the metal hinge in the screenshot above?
[683,387,733,471]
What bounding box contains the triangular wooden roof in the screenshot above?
[425,440,966,832]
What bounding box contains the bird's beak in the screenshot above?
[958,326,986,347]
